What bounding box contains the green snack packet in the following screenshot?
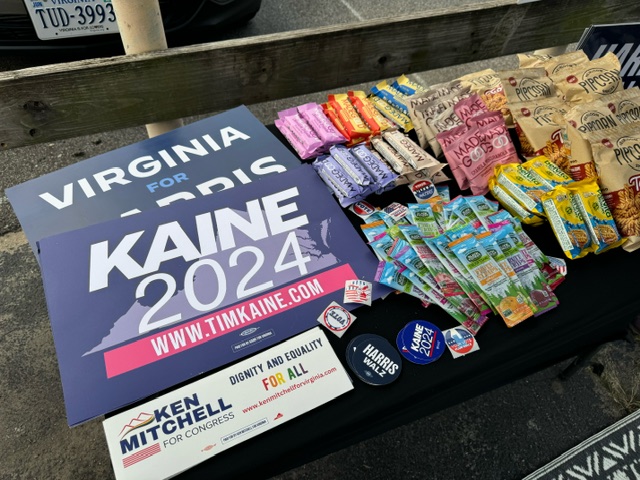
[449,233,535,327]
[493,223,559,316]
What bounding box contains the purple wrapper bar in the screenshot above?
[312,155,370,207]
[350,144,398,194]
[329,144,372,186]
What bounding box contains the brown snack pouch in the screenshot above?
[561,89,640,181]
[518,52,553,69]
[510,96,571,172]
[500,68,556,104]
[542,50,589,77]
[437,125,470,190]
[552,52,623,104]
[585,123,640,251]
[406,81,463,149]
[458,69,510,123]
[611,86,640,124]
[415,90,469,157]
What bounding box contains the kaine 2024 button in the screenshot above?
[346,334,402,386]
[396,320,445,365]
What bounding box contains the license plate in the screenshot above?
[23,0,119,40]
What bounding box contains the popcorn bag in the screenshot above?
[585,123,640,252]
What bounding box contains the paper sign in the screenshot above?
[38,165,388,426]
[577,23,640,88]
[6,105,302,257]
[103,328,354,480]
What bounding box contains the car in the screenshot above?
[0,0,262,53]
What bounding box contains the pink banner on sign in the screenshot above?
[103,264,357,378]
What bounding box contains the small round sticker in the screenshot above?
[397,320,445,365]
[443,327,476,355]
[347,334,402,386]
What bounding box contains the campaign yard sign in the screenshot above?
[577,22,640,88]
[103,328,353,480]
[38,165,387,426]
[6,105,301,258]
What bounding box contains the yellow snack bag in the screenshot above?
[567,178,626,254]
[493,163,550,217]
[540,185,592,259]
[487,176,545,225]
[521,155,573,188]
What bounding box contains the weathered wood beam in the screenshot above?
[0,0,638,149]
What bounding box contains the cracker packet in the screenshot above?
[493,163,550,217]
[552,52,623,104]
[487,176,545,225]
[566,178,626,254]
[510,96,571,172]
[584,124,640,252]
[540,185,592,259]
[520,155,574,188]
[448,233,535,327]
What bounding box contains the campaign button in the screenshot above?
[443,326,479,359]
[348,334,402,386]
[398,320,445,364]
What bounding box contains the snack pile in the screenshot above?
[355,193,564,332]
[274,48,640,256]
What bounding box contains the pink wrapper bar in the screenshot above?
[277,108,324,159]
[298,102,347,146]
[274,116,322,160]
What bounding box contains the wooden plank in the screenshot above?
[0,0,639,149]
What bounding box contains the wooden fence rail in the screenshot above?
[0,0,639,149]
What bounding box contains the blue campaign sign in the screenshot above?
[38,165,388,426]
[577,22,640,88]
[6,105,302,257]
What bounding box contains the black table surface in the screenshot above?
[171,128,639,479]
